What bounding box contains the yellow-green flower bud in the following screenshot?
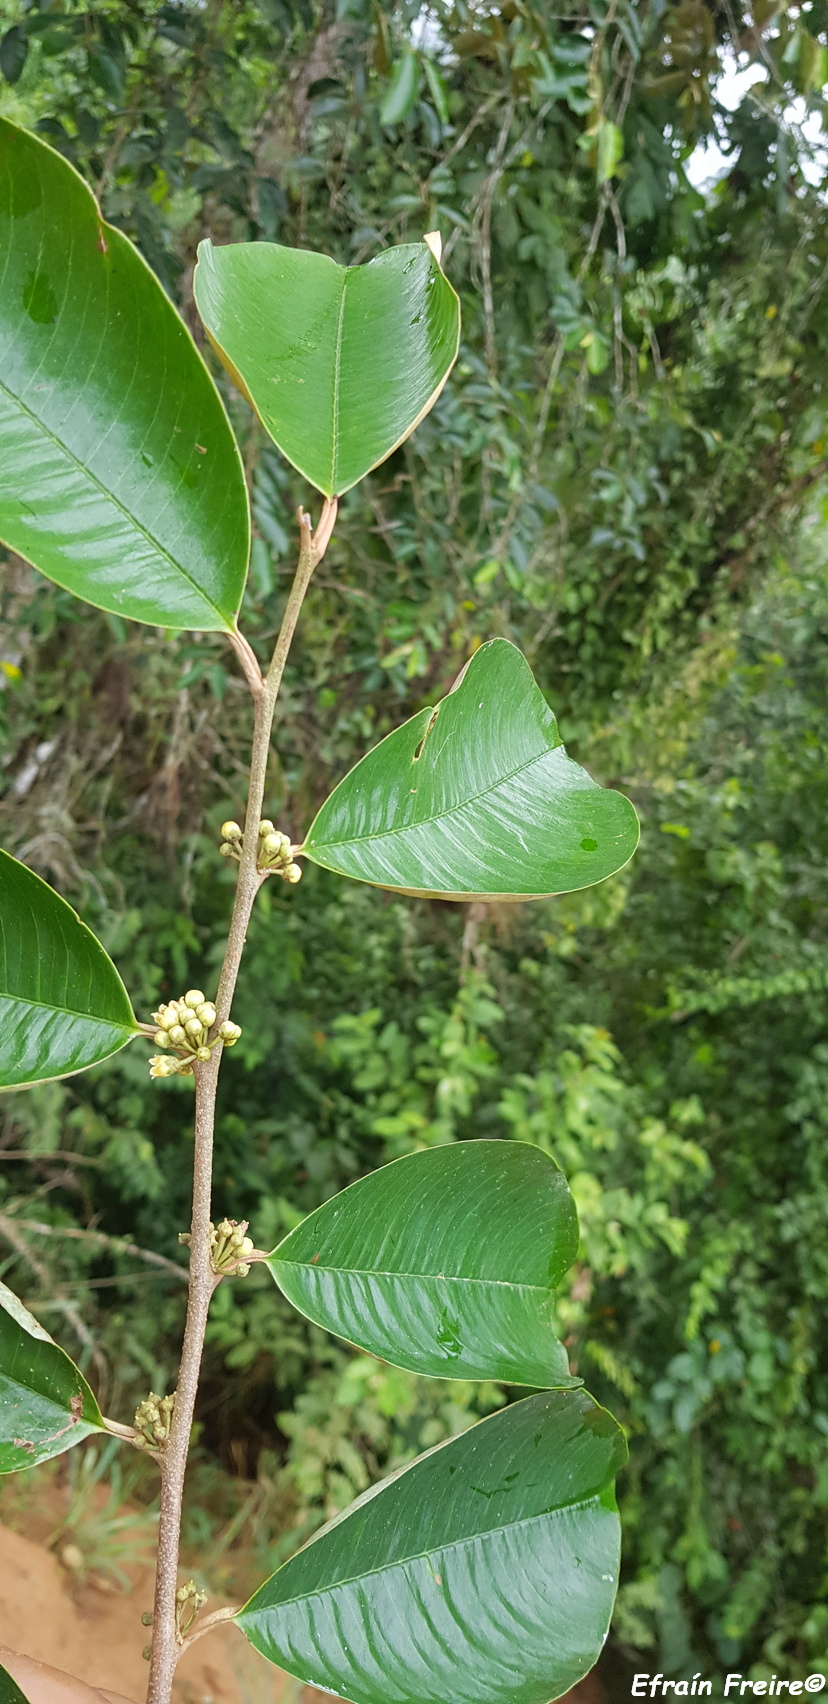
[219,1020,241,1045]
[196,1046,211,1062]
[196,1003,216,1026]
[153,1030,167,1047]
[285,863,303,884]
[184,989,205,1009]
[150,1055,178,1078]
[221,821,242,841]
[184,1016,203,1040]
[219,842,237,859]
[169,1024,186,1046]
[210,1217,255,1275]
[258,819,274,837]
[154,1006,176,1030]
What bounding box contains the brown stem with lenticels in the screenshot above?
[145,498,337,1704]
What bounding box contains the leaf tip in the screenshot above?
[423,230,443,265]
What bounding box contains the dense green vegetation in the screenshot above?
[2,0,828,1691]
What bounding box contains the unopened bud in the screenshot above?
[175,1579,208,1637]
[196,1003,216,1026]
[134,1391,176,1448]
[210,1217,255,1275]
[150,1055,178,1079]
[258,819,274,837]
[169,1024,186,1045]
[185,1017,203,1039]
[221,821,242,841]
[184,989,205,1009]
[153,1030,167,1047]
[220,842,237,859]
[141,1612,153,1628]
[196,1046,211,1062]
[219,1020,242,1045]
[285,863,302,884]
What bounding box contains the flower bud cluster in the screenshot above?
[176,1580,207,1640]
[257,819,302,883]
[218,818,302,883]
[148,989,241,1079]
[210,1217,255,1276]
[134,1390,175,1450]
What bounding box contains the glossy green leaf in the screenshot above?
[237,1388,626,1704]
[0,1280,105,1473]
[0,1662,30,1704]
[268,1141,579,1386]
[0,120,249,631]
[193,235,460,498]
[302,639,640,899]
[0,848,138,1088]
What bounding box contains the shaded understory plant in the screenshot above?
[0,119,640,1704]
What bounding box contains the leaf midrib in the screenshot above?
[330,272,348,495]
[0,377,227,626]
[274,1260,555,1294]
[311,742,564,852]
[0,985,135,1033]
[244,1491,609,1615]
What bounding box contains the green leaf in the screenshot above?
[0,27,28,86]
[586,331,610,375]
[0,848,138,1088]
[0,1280,105,1473]
[193,235,460,499]
[302,640,640,899]
[0,1661,30,1704]
[380,52,421,125]
[268,1141,579,1386]
[0,120,249,632]
[237,1388,626,1704]
[596,119,624,183]
[423,56,450,124]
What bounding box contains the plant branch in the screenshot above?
[0,1210,107,1382]
[227,626,264,696]
[145,495,337,1704]
[0,1215,187,1281]
[101,1415,141,1443]
[178,1606,240,1651]
[0,1149,101,1168]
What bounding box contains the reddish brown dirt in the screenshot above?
[0,1520,604,1704]
[0,1523,279,1704]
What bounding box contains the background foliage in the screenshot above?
[2,0,828,1692]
